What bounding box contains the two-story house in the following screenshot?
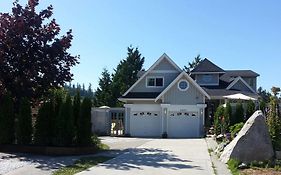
[119,54,259,138]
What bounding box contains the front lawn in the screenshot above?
[53,156,113,175]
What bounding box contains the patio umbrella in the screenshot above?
[223,93,257,101]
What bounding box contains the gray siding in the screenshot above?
[164,78,204,105]
[131,72,180,92]
[230,80,252,92]
[196,74,219,85]
[153,58,178,71]
[242,77,257,91]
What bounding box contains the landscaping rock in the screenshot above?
[220,110,274,163]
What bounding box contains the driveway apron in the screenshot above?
[78,138,214,175]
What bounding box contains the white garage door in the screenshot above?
[168,111,200,138]
[130,111,161,137]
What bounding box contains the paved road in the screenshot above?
[78,139,214,175]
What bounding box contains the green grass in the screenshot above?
[53,156,113,175]
[227,159,240,175]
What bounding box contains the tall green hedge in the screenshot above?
[235,102,244,124]
[0,93,15,144]
[16,98,32,144]
[34,101,53,145]
[77,97,92,145]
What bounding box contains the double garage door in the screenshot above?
[130,107,200,138]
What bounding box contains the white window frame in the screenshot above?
[146,76,164,88]
[177,80,189,91]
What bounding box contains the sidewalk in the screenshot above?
[205,137,231,175]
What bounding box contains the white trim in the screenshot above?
[118,98,155,102]
[177,79,189,91]
[146,76,164,88]
[191,72,225,74]
[150,70,179,73]
[122,53,182,96]
[226,76,256,93]
[155,71,211,102]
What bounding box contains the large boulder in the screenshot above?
[220,110,274,163]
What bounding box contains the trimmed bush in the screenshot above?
[77,97,92,145]
[0,93,15,144]
[16,98,32,144]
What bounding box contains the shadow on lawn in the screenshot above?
[94,148,202,171]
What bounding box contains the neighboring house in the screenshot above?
[119,54,259,138]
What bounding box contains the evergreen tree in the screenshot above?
[214,105,224,135]
[0,93,15,144]
[63,94,75,145]
[34,101,53,145]
[184,54,202,73]
[235,102,244,124]
[224,102,232,131]
[111,46,145,107]
[94,68,113,107]
[73,90,81,136]
[246,100,255,119]
[16,98,32,144]
[77,97,93,145]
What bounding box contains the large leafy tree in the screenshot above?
[94,68,113,107]
[111,46,145,107]
[184,54,202,73]
[0,0,79,103]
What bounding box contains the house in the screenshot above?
[119,54,259,138]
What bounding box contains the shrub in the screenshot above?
[246,100,255,119]
[77,97,92,145]
[229,122,244,138]
[0,93,15,144]
[214,105,224,135]
[16,98,32,144]
[227,159,240,175]
[235,102,244,124]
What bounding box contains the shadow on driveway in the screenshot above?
[96,147,202,171]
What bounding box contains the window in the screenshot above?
[146,77,164,87]
[178,80,189,91]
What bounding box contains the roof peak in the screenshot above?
[191,58,225,73]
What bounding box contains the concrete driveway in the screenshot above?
[78,138,214,175]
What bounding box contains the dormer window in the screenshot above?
[195,74,219,86]
[146,77,164,87]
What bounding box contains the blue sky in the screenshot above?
[1,0,280,91]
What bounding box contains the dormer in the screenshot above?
[190,58,225,86]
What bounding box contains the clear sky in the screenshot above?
[1,0,280,91]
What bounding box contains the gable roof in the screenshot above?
[220,70,259,82]
[155,71,210,101]
[122,53,182,97]
[226,76,256,94]
[191,58,225,73]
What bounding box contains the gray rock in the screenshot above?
[220,110,274,163]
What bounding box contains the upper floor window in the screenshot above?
[146,77,164,87]
[196,74,219,85]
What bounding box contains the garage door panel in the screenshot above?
[168,111,200,138]
[130,111,161,137]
